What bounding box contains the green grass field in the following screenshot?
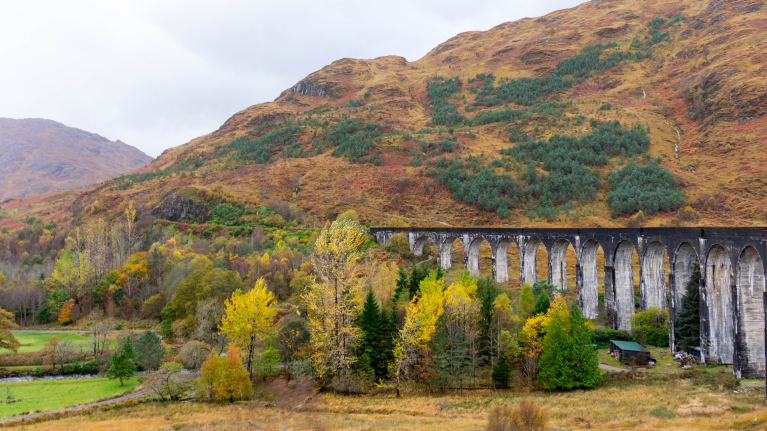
[10,333,116,354]
[0,377,139,418]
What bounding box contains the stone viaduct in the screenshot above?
[369,227,767,379]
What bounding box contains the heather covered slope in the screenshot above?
[0,118,152,200]
[13,0,767,229]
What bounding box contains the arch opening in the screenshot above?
[642,242,669,311]
[706,244,734,365]
[496,238,519,284]
[736,246,765,378]
[614,241,637,330]
[413,236,437,258]
[581,239,604,320]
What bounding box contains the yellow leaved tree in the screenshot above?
[220,278,276,377]
[392,274,445,394]
[302,218,365,379]
[0,308,19,353]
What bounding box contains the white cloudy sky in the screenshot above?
[1,0,585,157]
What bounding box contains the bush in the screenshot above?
[630,307,669,347]
[591,328,632,344]
[487,400,548,431]
[649,405,676,419]
[329,369,367,394]
[178,341,211,370]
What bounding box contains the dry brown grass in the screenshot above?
[14,373,767,431]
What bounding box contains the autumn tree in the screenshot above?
[302,218,365,379]
[198,346,251,402]
[217,346,252,401]
[393,274,445,394]
[58,300,75,324]
[220,279,276,377]
[0,308,19,353]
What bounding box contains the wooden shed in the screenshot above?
[609,340,653,365]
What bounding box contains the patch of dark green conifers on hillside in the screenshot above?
[426,121,684,219]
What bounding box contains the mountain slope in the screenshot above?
[0,118,152,200]
[17,0,767,230]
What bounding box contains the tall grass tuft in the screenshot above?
[487,399,548,431]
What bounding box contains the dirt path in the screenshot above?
[599,363,627,373]
[0,373,198,425]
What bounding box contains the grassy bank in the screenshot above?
[0,377,139,418]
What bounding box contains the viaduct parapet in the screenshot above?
[370,227,767,379]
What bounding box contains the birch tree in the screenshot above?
[302,218,365,379]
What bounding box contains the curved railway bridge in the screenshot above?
[370,227,767,379]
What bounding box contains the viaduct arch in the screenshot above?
[371,227,767,379]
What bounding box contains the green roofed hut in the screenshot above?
[609,340,655,365]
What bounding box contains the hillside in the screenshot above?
[10,0,767,230]
[0,118,152,201]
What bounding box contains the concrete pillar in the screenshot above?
[669,268,677,352]
[604,265,617,329]
[580,240,601,320]
[641,242,667,310]
[550,240,569,292]
[705,245,734,364]
[523,239,542,286]
[735,246,766,378]
[495,239,515,283]
[614,241,635,331]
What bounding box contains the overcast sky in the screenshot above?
[1,0,585,157]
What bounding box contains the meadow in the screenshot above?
[10,332,113,354]
[0,377,139,419]
[9,371,767,430]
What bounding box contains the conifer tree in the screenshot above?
[534,292,550,315]
[357,290,385,380]
[675,264,701,350]
[136,331,166,371]
[537,307,573,390]
[567,304,602,388]
[106,336,137,386]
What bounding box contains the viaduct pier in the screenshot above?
[370,227,767,379]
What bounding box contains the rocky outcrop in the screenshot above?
[151,194,212,224]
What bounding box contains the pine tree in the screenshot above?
[537,308,573,390]
[534,292,550,315]
[376,302,398,380]
[357,290,385,380]
[136,331,166,371]
[567,304,602,388]
[106,336,138,386]
[675,264,701,350]
[492,358,511,388]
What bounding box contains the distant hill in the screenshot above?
[0,118,152,200]
[11,0,767,229]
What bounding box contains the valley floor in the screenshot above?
[11,373,767,431]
